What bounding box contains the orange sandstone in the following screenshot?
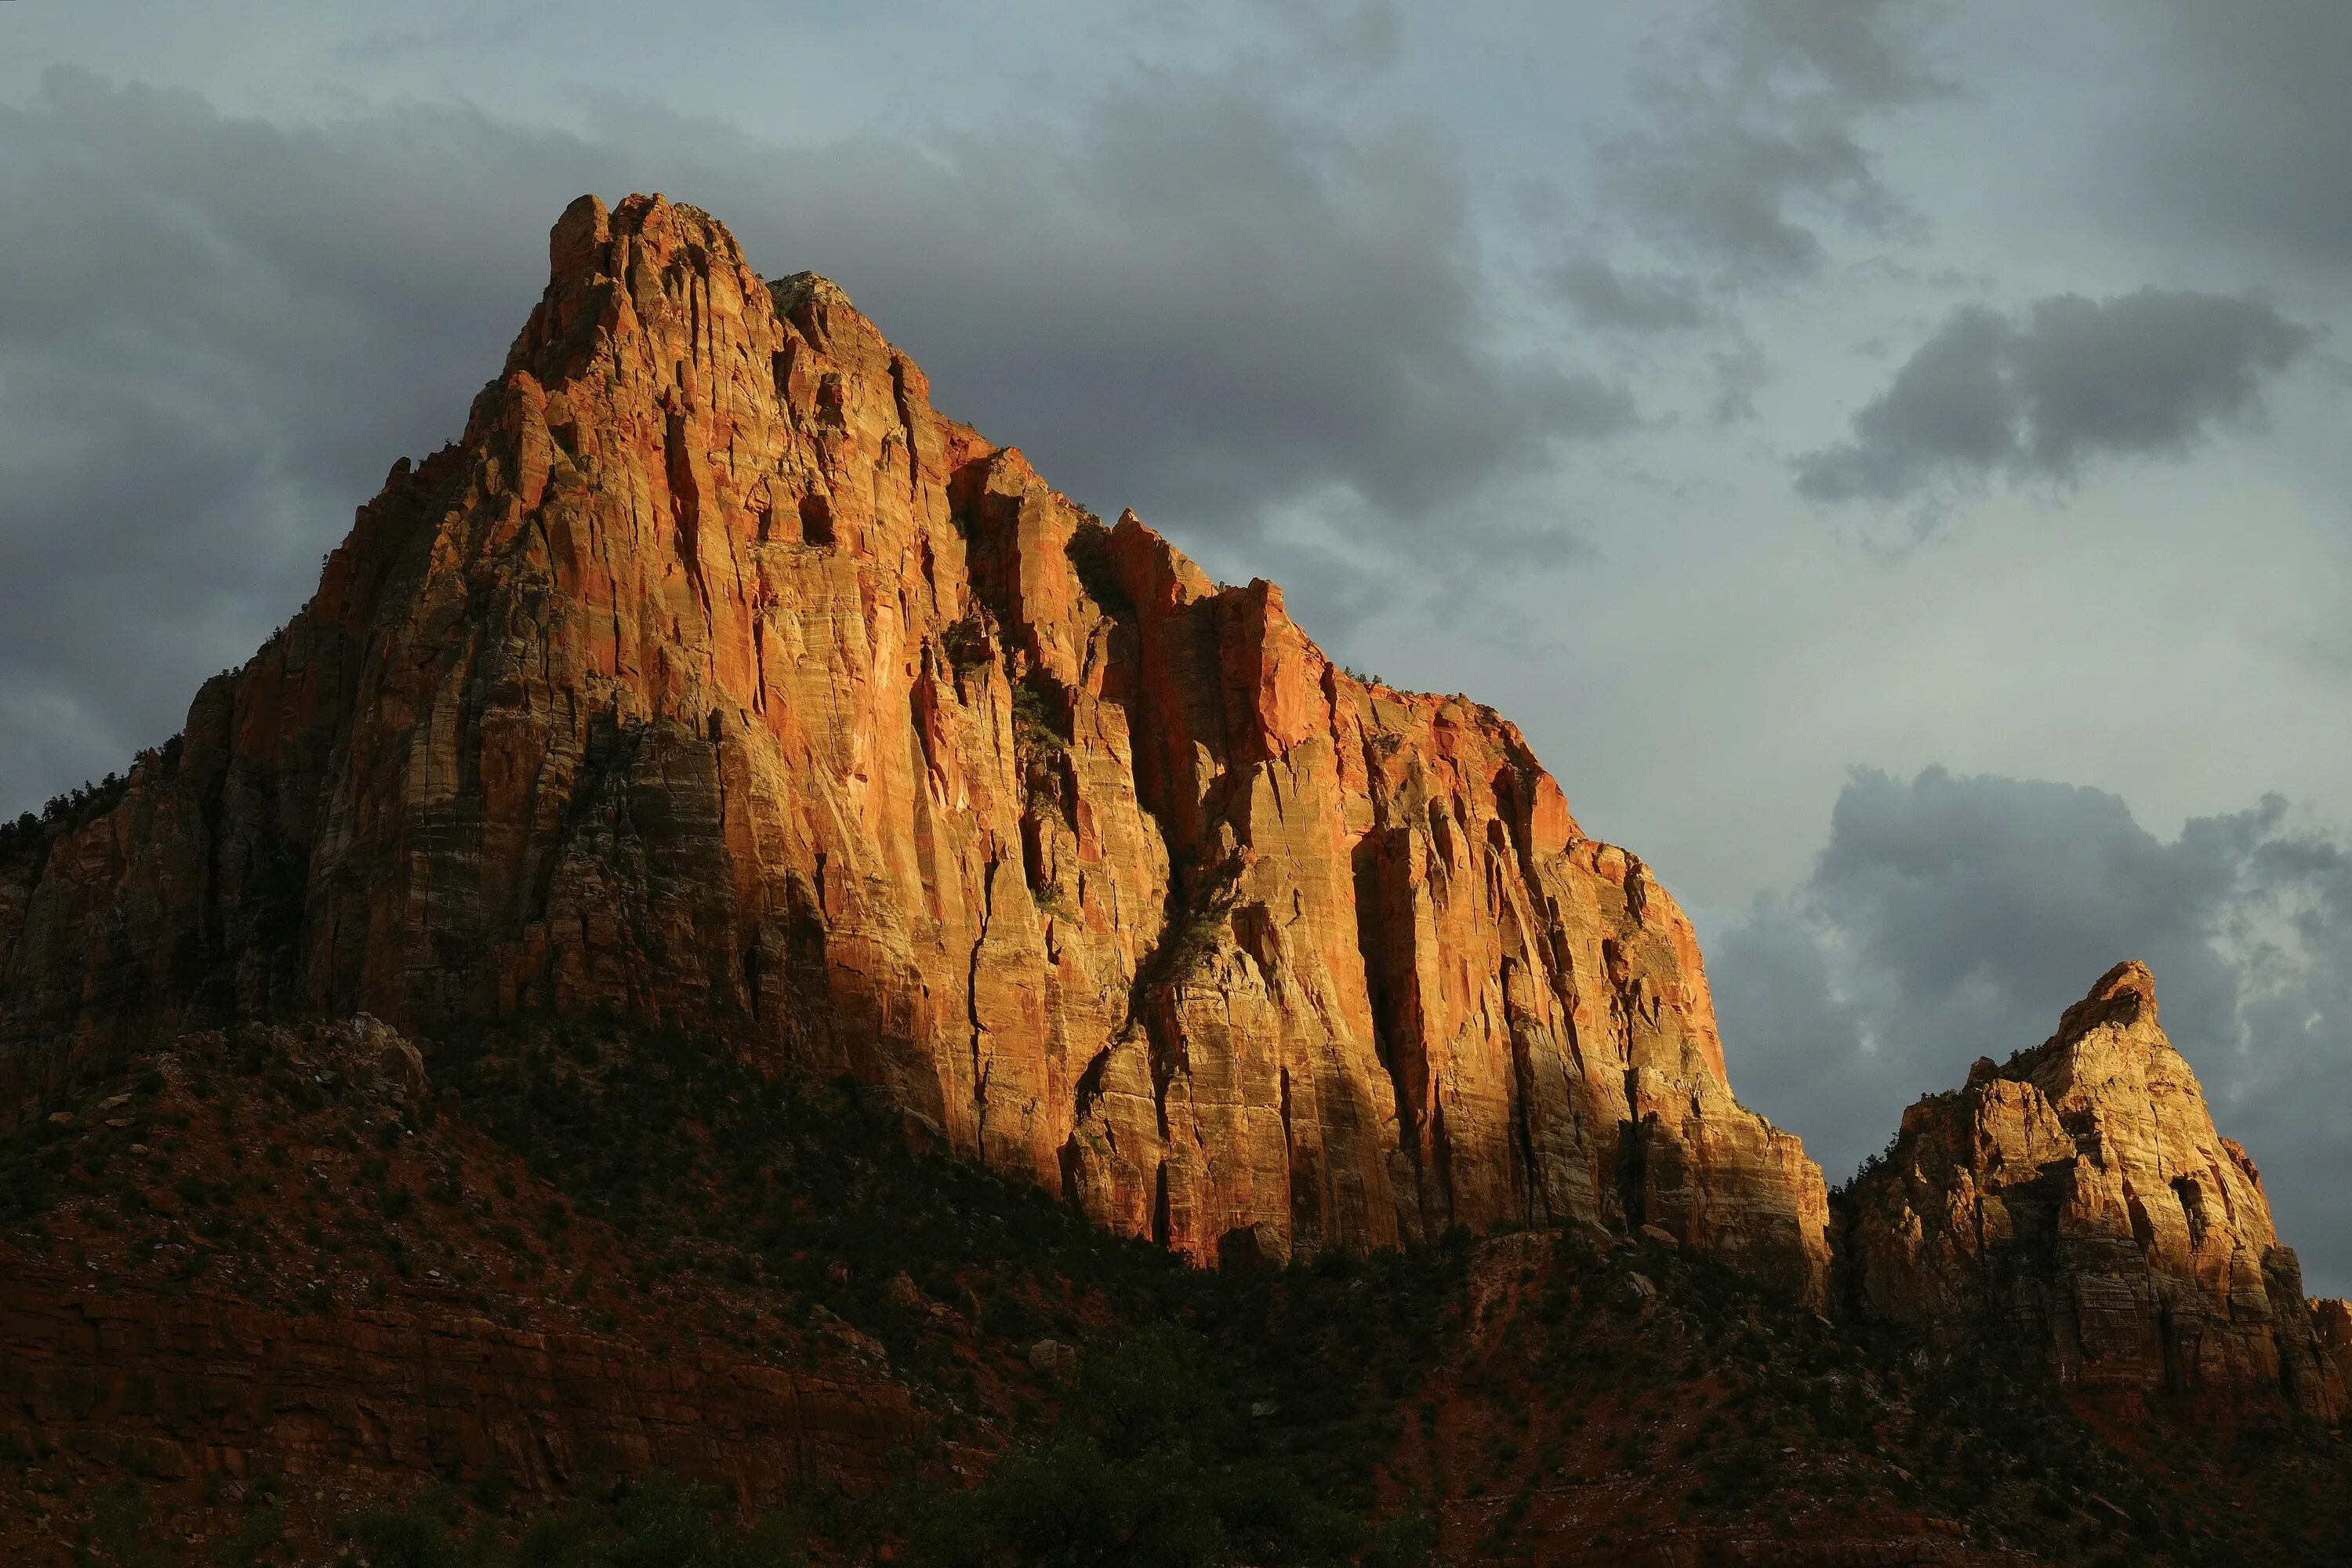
[0,194,1826,1300]
[1843,962,2347,1421]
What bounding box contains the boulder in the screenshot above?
[1028,1338,1080,1375]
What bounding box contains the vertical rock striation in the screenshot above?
[0,194,1825,1300]
[1843,961,2346,1421]
[2314,1298,2352,1399]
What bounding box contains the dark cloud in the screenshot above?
[2128,2,2352,275]
[1791,304,2014,501]
[661,84,1633,550]
[1795,289,2312,503]
[1547,253,1706,332]
[1709,339,1770,421]
[1712,766,2352,1294]
[2013,290,2314,469]
[1737,0,1949,106]
[0,73,596,816]
[1257,0,1403,79]
[0,66,1627,815]
[1542,0,1951,431]
[1592,0,1947,285]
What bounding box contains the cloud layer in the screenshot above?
[1795,289,2312,503]
[1713,766,2352,1294]
[1584,0,1946,293]
[0,65,1621,815]
[0,74,593,811]
[2132,1,2352,277]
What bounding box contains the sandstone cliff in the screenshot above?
[2316,1298,2352,1406]
[1842,961,2347,1421]
[0,194,1828,1299]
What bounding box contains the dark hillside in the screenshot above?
[3,1015,2345,1564]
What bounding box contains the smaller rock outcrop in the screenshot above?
[2316,1298,2352,1399]
[1843,961,2346,1421]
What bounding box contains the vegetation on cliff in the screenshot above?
[5,1016,2349,1563]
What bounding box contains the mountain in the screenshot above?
[1,194,2347,1563]
[1842,961,2347,1424]
[0,191,1824,1301]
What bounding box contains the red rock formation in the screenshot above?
[0,194,1826,1302]
[1843,962,2347,1421]
[2314,1298,2352,1402]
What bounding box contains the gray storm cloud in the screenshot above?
[2131,0,2352,277]
[1795,289,2314,503]
[0,74,595,815]
[1712,766,2352,1295]
[1586,0,1947,291]
[0,65,1627,817]
[1547,253,1708,333]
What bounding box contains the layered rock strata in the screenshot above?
[0,193,1826,1301]
[1842,962,2347,1421]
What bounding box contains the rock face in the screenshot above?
[1843,961,2347,1421]
[0,193,1825,1301]
[2315,1299,2352,1399]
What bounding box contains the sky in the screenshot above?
[2,1,2347,1290]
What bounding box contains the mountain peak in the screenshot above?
[548,191,611,277]
[548,191,742,270]
[767,268,855,320]
[1848,960,2345,1421]
[2049,956,2160,1045]
[0,194,1829,1301]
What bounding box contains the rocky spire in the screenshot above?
[1842,960,2347,1421]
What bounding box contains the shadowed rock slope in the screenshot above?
[1843,961,2347,1424]
[0,193,1825,1299]
[11,1018,2347,1565]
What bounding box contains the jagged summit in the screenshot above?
[0,193,1830,1298]
[2045,956,2159,1045]
[768,268,855,318]
[1846,959,2348,1421]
